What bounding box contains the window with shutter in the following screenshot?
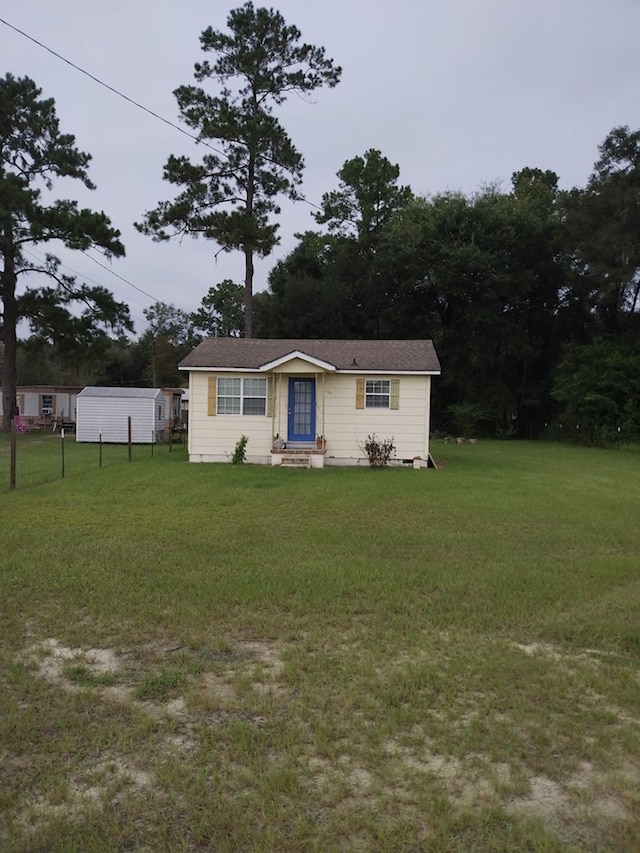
[365,379,390,408]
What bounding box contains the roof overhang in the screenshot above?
[338,369,441,376]
[259,350,337,372]
[180,365,440,376]
[180,351,339,373]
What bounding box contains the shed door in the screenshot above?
[287,379,315,442]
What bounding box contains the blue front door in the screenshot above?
[288,378,316,442]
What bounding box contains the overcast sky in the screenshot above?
[2,0,639,334]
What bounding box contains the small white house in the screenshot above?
[179,339,441,467]
[76,387,166,444]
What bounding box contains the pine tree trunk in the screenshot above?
[244,139,256,340]
[1,245,18,432]
[244,246,253,339]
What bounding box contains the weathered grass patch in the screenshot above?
[1,439,639,851]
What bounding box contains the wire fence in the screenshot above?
[0,427,187,492]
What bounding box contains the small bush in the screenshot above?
[361,434,396,467]
[232,435,249,464]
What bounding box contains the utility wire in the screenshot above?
[24,246,148,323]
[80,250,170,306]
[0,15,323,212]
[1,13,326,320]
[0,15,228,158]
[20,245,146,325]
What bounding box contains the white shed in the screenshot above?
[76,387,166,443]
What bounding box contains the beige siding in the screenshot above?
[318,374,431,461]
[188,372,274,461]
[188,370,432,464]
[272,357,325,374]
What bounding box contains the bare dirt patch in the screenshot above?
[512,641,563,661]
[9,634,287,838]
[19,638,123,689]
[13,633,638,848]
[506,763,633,847]
[16,756,152,838]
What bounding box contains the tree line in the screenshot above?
[2,3,639,443]
[254,141,640,443]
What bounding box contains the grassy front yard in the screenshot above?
[1,440,639,851]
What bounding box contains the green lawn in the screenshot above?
[1,439,639,851]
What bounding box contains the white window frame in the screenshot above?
[217,377,267,416]
[365,379,390,409]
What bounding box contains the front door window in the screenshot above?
[288,379,315,442]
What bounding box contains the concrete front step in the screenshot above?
[280,455,312,469]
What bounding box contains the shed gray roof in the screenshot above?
[179,339,441,374]
[78,386,163,398]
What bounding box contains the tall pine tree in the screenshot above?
[0,74,129,431]
[137,2,341,337]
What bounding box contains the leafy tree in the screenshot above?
[15,335,118,387]
[552,340,640,445]
[314,149,414,338]
[15,337,60,385]
[564,126,640,335]
[373,178,568,434]
[90,336,149,387]
[142,302,196,347]
[138,302,199,387]
[137,2,341,338]
[313,148,413,246]
[191,279,244,337]
[256,230,358,338]
[258,150,413,339]
[0,73,130,430]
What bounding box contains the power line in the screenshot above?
[0,14,323,212]
[20,243,187,326]
[80,250,165,305]
[1,13,326,318]
[19,246,144,327]
[0,15,229,159]
[22,246,148,324]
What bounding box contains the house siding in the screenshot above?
[0,386,80,422]
[317,373,431,462]
[187,370,431,464]
[188,372,272,462]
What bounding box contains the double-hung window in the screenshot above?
[365,379,390,408]
[217,377,267,415]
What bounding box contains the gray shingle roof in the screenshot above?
[179,339,440,373]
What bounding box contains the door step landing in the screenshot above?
[271,447,325,469]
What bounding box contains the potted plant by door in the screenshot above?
[316,435,326,450]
